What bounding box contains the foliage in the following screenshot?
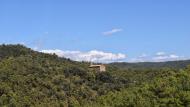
[88,68,190,107]
[0,44,127,106]
[0,44,190,107]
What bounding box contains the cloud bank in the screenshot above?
[41,49,187,63]
[41,49,127,63]
[130,52,187,62]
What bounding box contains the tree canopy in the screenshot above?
[0,44,190,107]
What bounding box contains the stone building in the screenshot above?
[89,64,106,72]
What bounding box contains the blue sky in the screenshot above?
[0,0,190,62]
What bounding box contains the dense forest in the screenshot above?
[0,44,190,107]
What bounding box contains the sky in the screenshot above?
[0,0,190,63]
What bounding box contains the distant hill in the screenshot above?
[109,60,190,70]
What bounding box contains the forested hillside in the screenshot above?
[0,44,128,106]
[109,60,190,70]
[0,44,190,107]
[88,66,190,107]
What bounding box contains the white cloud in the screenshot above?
[102,28,123,35]
[152,54,183,62]
[169,54,179,58]
[156,52,166,56]
[129,52,187,62]
[41,49,127,63]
